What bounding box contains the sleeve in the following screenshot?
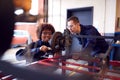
[81,27,97,54]
[30,48,45,56]
[28,42,45,56]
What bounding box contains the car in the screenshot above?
[11,30,32,48]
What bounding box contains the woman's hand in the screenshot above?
[39,45,51,52]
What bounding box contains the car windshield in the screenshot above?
[13,30,29,37]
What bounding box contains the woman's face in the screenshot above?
[41,30,52,42]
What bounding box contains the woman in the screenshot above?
[16,23,55,63]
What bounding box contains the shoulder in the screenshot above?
[81,24,99,35]
[26,41,39,49]
[81,24,96,29]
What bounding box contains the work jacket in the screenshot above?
[16,40,51,62]
[77,24,109,56]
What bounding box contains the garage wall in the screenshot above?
[115,0,120,31]
[48,0,116,34]
[104,0,116,33]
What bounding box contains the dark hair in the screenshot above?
[67,16,79,23]
[36,23,55,39]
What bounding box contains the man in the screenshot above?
[67,16,109,72]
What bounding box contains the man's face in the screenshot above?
[67,20,79,34]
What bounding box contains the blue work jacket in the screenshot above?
[30,40,51,61]
[77,24,109,56]
[16,40,51,62]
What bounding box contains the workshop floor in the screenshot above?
[1,47,120,80]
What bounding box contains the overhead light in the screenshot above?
[14,9,24,15]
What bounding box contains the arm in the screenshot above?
[80,27,97,55]
[30,45,50,56]
[81,38,96,54]
[73,27,98,58]
[72,39,96,60]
